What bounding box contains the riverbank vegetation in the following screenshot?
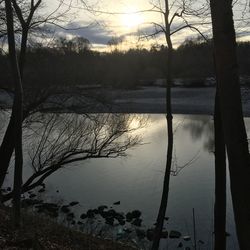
[1,38,250,91]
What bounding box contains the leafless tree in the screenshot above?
[0,0,93,191]
[140,1,209,249]
[4,0,23,227]
[2,113,147,201]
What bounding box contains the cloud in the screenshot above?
[41,21,115,46]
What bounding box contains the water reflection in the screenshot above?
[2,113,248,250]
[2,113,148,201]
[182,116,214,153]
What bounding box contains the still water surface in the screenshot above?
[3,113,250,249]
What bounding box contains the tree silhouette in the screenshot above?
[210,0,250,248]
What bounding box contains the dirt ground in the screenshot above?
[0,206,136,250]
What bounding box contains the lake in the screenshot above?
[2,113,250,250]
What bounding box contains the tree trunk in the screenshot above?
[151,1,173,248]
[0,14,29,190]
[0,120,15,188]
[210,0,250,248]
[4,0,24,228]
[214,91,226,250]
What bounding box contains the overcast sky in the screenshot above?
[40,0,250,51]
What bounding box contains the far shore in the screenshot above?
[1,86,250,117]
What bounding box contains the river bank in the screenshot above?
[0,205,136,250]
[1,86,250,116]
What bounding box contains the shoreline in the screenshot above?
[1,86,250,117]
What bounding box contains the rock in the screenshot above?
[126,212,133,222]
[69,201,79,206]
[177,242,183,248]
[80,213,87,220]
[169,230,182,239]
[146,229,154,241]
[93,209,99,215]
[22,199,42,207]
[105,217,114,225]
[131,218,142,227]
[117,228,124,238]
[86,209,95,218]
[98,205,108,212]
[102,209,116,219]
[108,209,116,216]
[38,188,45,193]
[29,194,36,199]
[161,231,168,238]
[114,212,125,221]
[61,205,70,213]
[183,236,191,241]
[36,203,59,218]
[136,229,146,239]
[37,205,59,218]
[67,212,75,219]
[131,210,141,218]
[113,201,120,205]
[123,228,133,234]
[118,219,125,225]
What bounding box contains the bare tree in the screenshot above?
[210,0,250,249]
[2,113,147,201]
[0,0,91,190]
[4,0,23,227]
[140,1,209,249]
[0,0,42,192]
[107,36,124,52]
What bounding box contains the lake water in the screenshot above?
[3,113,250,250]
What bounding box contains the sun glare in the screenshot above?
[121,11,144,29]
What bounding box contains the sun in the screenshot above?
[121,11,144,29]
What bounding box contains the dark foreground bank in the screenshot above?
[0,206,136,250]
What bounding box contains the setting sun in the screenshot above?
[121,11,144,29]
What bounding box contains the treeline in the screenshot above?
[1,38,250,90]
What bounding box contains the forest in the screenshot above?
[1,38,250,91]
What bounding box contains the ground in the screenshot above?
[0,206,136,250]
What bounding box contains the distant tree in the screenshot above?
[107,36,124,52]
[54,36,91,54]
[72,36,91,53]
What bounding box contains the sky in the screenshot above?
[39,0,250,51]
